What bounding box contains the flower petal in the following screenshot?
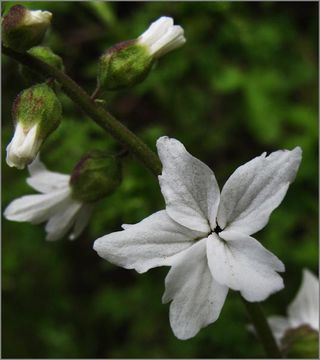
[207,231,284,302]
[267,315,290,344]
[217,147,302,235]
[162,238,228,340]
[27,157,70,193]
[288,269,319,330]
[69,204,94,240]
[45,199,82,241]
[157,136,220,233]
[4,188,70,224]
[93,210,202,273]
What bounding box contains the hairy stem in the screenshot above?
[3,45,282,358]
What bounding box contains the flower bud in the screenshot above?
[20,46,64,82]
[2,5,52,52]
[97,16,185,91]
[6,83,62,169]
[281,325,318,358]
[70,151,122,203]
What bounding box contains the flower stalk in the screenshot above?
[2,44,282,357]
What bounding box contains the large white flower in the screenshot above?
[93,136,302,340]
[4,157,93,241]
[138,16,186,59]
[268,269,319,344]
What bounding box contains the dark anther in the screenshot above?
[214,224,222,233]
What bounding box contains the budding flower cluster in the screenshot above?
[2,5,52,51]
[98,16,186,91]
[6,83,62,169]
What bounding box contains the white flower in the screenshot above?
[6,123,42,170]
[268,269,319,344]
[93,136,302,340]
[138,16,186,59]
[4,157,93,241]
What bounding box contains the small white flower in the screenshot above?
[268,269,319,344]
[93,136,302,340]
[4,157,93,241]
[138,16,186,58]
[6,123,42,170]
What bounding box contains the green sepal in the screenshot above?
[20,46,64,82]
[70,151,122,203]
[97,40,153,91]
[281,325,319,358]
[13,83,62,140]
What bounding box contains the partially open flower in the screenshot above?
[268,269,319,357]
[6,83,62,169]
[4,157,93,241]
[97,16,186,91]
[2,5,52,51]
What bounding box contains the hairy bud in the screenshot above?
[281,325,318,358]
[2,5,52,51]
[6,83,62,169]
[97,16,185,91]
[70,151,122,203]
[20,46,64,82]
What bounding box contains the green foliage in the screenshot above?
[2,1,318,358]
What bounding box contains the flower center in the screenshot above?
[213,224,222,234]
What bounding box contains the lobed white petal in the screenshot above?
[27,156,70,193]
[163,238,228,340]
[69,204,94,240]
[287,269,319,330]
[157,136,220,233]
[93,210,201,273]
[217,147,302,235]
[207,231,284,302]
[45,198,82,241]
[267,316,291,345]
[4,188,70,225]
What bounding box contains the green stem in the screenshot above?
[3,45,282,358]
[243,299,282,358]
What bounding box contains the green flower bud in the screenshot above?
[97,16,185,91]
[70,151,122,203]
[6,83,62,169]
[2,5,52,52]
[20,46,64,82]
[281,325,318,358]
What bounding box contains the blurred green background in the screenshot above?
[2,1,318,358]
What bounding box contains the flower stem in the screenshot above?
[3,45,282,358]
[242,299,282,358]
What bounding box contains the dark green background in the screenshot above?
[2,1,318,358]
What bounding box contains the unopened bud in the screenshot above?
[2,5,52,51]
[6,83,62,169]
[97,16,185,91]
[70,151,122,203]
[281,325,318,358]
[20,46,64,82]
